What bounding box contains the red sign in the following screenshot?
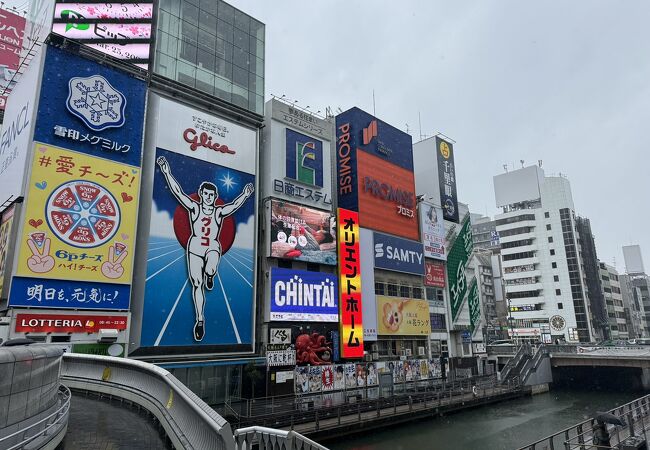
[183,128,236,154]
[15,314,128,333]
[425,260,446,288]
[356,151,418,240]
[337,208,364,358]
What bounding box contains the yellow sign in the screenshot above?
[439,141,450,159]
[377,296,431,336]
[15,143,140,284]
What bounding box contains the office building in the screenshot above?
[599,263,628,339]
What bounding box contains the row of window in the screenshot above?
[495,214,535,226]
[503,251,535,261]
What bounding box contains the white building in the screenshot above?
[599,263,628,339]
[493,165,592,343]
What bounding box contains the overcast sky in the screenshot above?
[231,0,650,273]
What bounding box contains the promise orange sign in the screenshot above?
[337,208,364,358]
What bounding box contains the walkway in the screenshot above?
[61,393,170,450]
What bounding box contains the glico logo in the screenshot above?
[286,129,323,187]
[183,128,235,154]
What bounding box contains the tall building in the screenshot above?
[472,216,500,252]
[575,216,608,341]
[620,245,650,338]
[599,263,628,339]
[493,165,592,343]
[623,245,646,275]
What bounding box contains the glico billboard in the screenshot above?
[335,107,417,240]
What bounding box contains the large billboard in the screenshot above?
[140,95,256,350]
[468,279,480,334]
[9,46,146,311]
[420,202,446,260]
[0,45,43,212]
[376,296,431,336]
[52,2,153,69]
[269,267,338,322]
[335,107,417,240]
[447,216,473,321]
[373,232,424,276]
[425,260,445,288]
[337,208,363,359]
[0,8,25,110]
[0,205,16,295]
[270,200,336,265]
[264,99,333,209]
[436,136,459,223]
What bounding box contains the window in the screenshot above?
[400,285,410,298]
[548,236,553,243]
[430,313,446,331]
[426,287,444,304]
[375,281,385,295]
[412,286,423,299]
[552,262,557,269]
[558,302,563,309]
[545,212,550,218]
[546,224,551,230]
[554,275,559,282]
[550,249,555,256]
[387,283,398,297]
[555,289,561,295]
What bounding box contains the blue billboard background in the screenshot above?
[373,232,425,275]
[9,277,131,310]
[335,107,414,212]
[140,148,255,348]
[270,267,338,322]
[34,45,146,167]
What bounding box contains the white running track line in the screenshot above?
[225,252,253,271]
[147,242,181,251]
[229,248,253,262]
[217,273,241,344]
[147,247,183,262]
[146,254,185,281]
[154,279,189,346]
[222,258,252,287]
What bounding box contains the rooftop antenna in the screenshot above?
[418,112,422,140]
[503,164,508,173]
[520,159,525,168]
[538,159,543,168]
[372,89,376,116]
[405,123,410,134]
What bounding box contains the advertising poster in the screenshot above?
[294,325,335,365]
[270,200,336,265]
[367,362,378,386]
[373,232,424,276]
[447,216,473,321]
[308,366,322,393]
[429,359,442,378]
[425,260,446,288]
[270,267,338,322]
[321,365,334,391]
[355,363,367,387]
[377,296,431,336]
[468,279,481,333]
[14,313,127,333]
[295,367,309,394]
[344,363,357,389]
[420,203,446,260]
[0,8,25,109]
[333,365,345,391]
[359,228,378,341]
[404,360,414,381]
[392,360,404,383]
[436,136,459,223]
[418,359,430,379]
[0,205,16,294]
[140,94,256,350]
[337,208,364,358]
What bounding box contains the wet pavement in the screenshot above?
[61,393,170,450]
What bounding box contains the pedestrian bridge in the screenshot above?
[0,344,326,450]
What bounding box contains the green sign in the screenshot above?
[468,279,480,334]
[72,343,125,357]
[447,216,473,321]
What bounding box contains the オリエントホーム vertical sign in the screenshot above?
[337,208,363,358]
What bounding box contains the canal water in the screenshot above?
[327,388,640,450]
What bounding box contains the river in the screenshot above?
[326,388,640,450]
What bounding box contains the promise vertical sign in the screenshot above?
[337,208,364,358]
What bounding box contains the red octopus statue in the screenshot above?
[295,332,332,365]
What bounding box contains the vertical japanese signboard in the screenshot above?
[8,45,145,310]
[447,217,473,321]
[468,279,480,333]
[420,202,446,260]
[436,136,459,223]
[337,208,363,358]
[0,9,26,110]
[424,260,446,288]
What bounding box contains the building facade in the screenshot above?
[599,263,628,340]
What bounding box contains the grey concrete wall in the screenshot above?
[525,357,553,386]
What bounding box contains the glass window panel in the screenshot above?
[218,0,235,23]
[155,51,177,78]
[199,12,217,34]
[158,10,180,36]
[234,28,249,52]
[182,1,199,23]
[232,64,248,88]
[179,41,197,64]
[198,29,216,52]
[200,0,218,15]
[250,18,264,41]
[197,48,215,72]
[253,74,263,96]
[157,31,178,57]
[196,69,216,95]
[249,94,264,115]
[215,59,231,80]
[181,20,198,46]
[233,47,249,69]
[176,60,197,86]
[231,89,248,109]
[217,19,234,43]
[214,75,232,103]
[254,56,264,77]
[160,0,181,16]
[399,285,410,297]
[234,9,250,32]
[185,0,199,5]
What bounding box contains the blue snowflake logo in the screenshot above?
[66,75,127,131]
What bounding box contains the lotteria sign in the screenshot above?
[270,267,338,322]
[373,232,424,276]
[15,313,127,333]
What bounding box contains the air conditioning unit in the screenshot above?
[400,349,408,357]
[97,329,119,343]
[417,346,426,356]
[363,354,372,362]
[371,343,379,352]
[405,348,412,357]
[371,352,379,360]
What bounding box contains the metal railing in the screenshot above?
[234,426,328,450]
[520,345,549,383]
[518,393,650,449]
[500,344,532,382]
[0,385,70,450]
